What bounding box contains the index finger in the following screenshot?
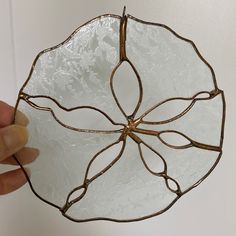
[0,101,29,127]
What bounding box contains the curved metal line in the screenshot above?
[137,140,182,195]
[17,14,121,100]
[12,154,61,210]
[86,140,126,182]
[120,7,128,61]
[62,139,126,213]
[64,184,86,207]
[220,91,226,148]
[110,59,143,120]
[133,127,221,152]
[13,145,223,223]
[21,92,126,127]
[127,14,218,90]
[158,130,221,152]
[139,90,221,125]
[62,185,88,213]
[110,61,127,119]
[182,150,222,194]
[10,12,124,219]
[20,98,124,134]
[164,176,182,196]
[62,195,180,223]
[138,142,167,174]
[14,151,223,223]
[64,140,122,203]
[158,130,192,149]
[10,10,226,223]
[182,93,226,194]
[127,58,143,119]
[139,91,212,120]
[122,6,126,17]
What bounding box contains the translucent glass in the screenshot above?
[24,16,126,123]
[65,138,177,220]
[139,134,220,192]
[14,14,225,222]
[126,18,216,118]
[139,93,224,146]
[17,100,121,207]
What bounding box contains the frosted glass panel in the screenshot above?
[126,17,216,118]
[139,92,224,146]
[24,16,125,123]
[14,12,225,222]
[139,134,221,192]
[65,139,177,220]
[17,100,121,207]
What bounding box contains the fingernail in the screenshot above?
[2,125,28,151]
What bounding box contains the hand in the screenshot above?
[0,101,39,195]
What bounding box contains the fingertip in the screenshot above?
[0,168,28,195]
[5,125,29,148]
[0,125,29,161]
[15,110,29,126]
[14,125,29,146]
[0,101,14,127]
[17,147,39,165]
[2,148,39,165]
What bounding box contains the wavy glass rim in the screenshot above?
[12,7,226,223]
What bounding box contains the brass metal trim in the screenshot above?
[12,6,226,223]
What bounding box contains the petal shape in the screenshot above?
[64,185,87,210]
[165,177,181,194]
[138,143,166,175]
[16,101,121,208]
[23,95,124,133]
[126,16,217,118]
[61,140,125,212]
[140,91,224,147]
[110,60,143,119]
[85,140,125,181]
[63,138,178,221]
[158,130,192,149]
[22,16,126,123]
[138,140,181,195]
[140,91,213,125]
[139,134,221,192]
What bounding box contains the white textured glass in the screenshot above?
[139,134,220,192]
[14,13,225,222]
[17,100,120,207]
[139,93,224,146]
[65,138,177,220]
[24,16,125,123]
[126,18,216,117]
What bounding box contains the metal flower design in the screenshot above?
[14,8,225,222]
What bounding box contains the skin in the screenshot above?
[0,101,39,195]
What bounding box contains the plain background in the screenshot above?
[0,0,235,235]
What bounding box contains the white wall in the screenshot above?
[0,0,235,235]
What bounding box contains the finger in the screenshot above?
[1,147,39,165]
[15,110,29,126]
[0,101,14,127]
[0,168,30,195]
[0,101,29,127]
[0,125,28,162]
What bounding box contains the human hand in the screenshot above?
[0,101,39,195]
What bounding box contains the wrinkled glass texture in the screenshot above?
[14,14,225,222]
